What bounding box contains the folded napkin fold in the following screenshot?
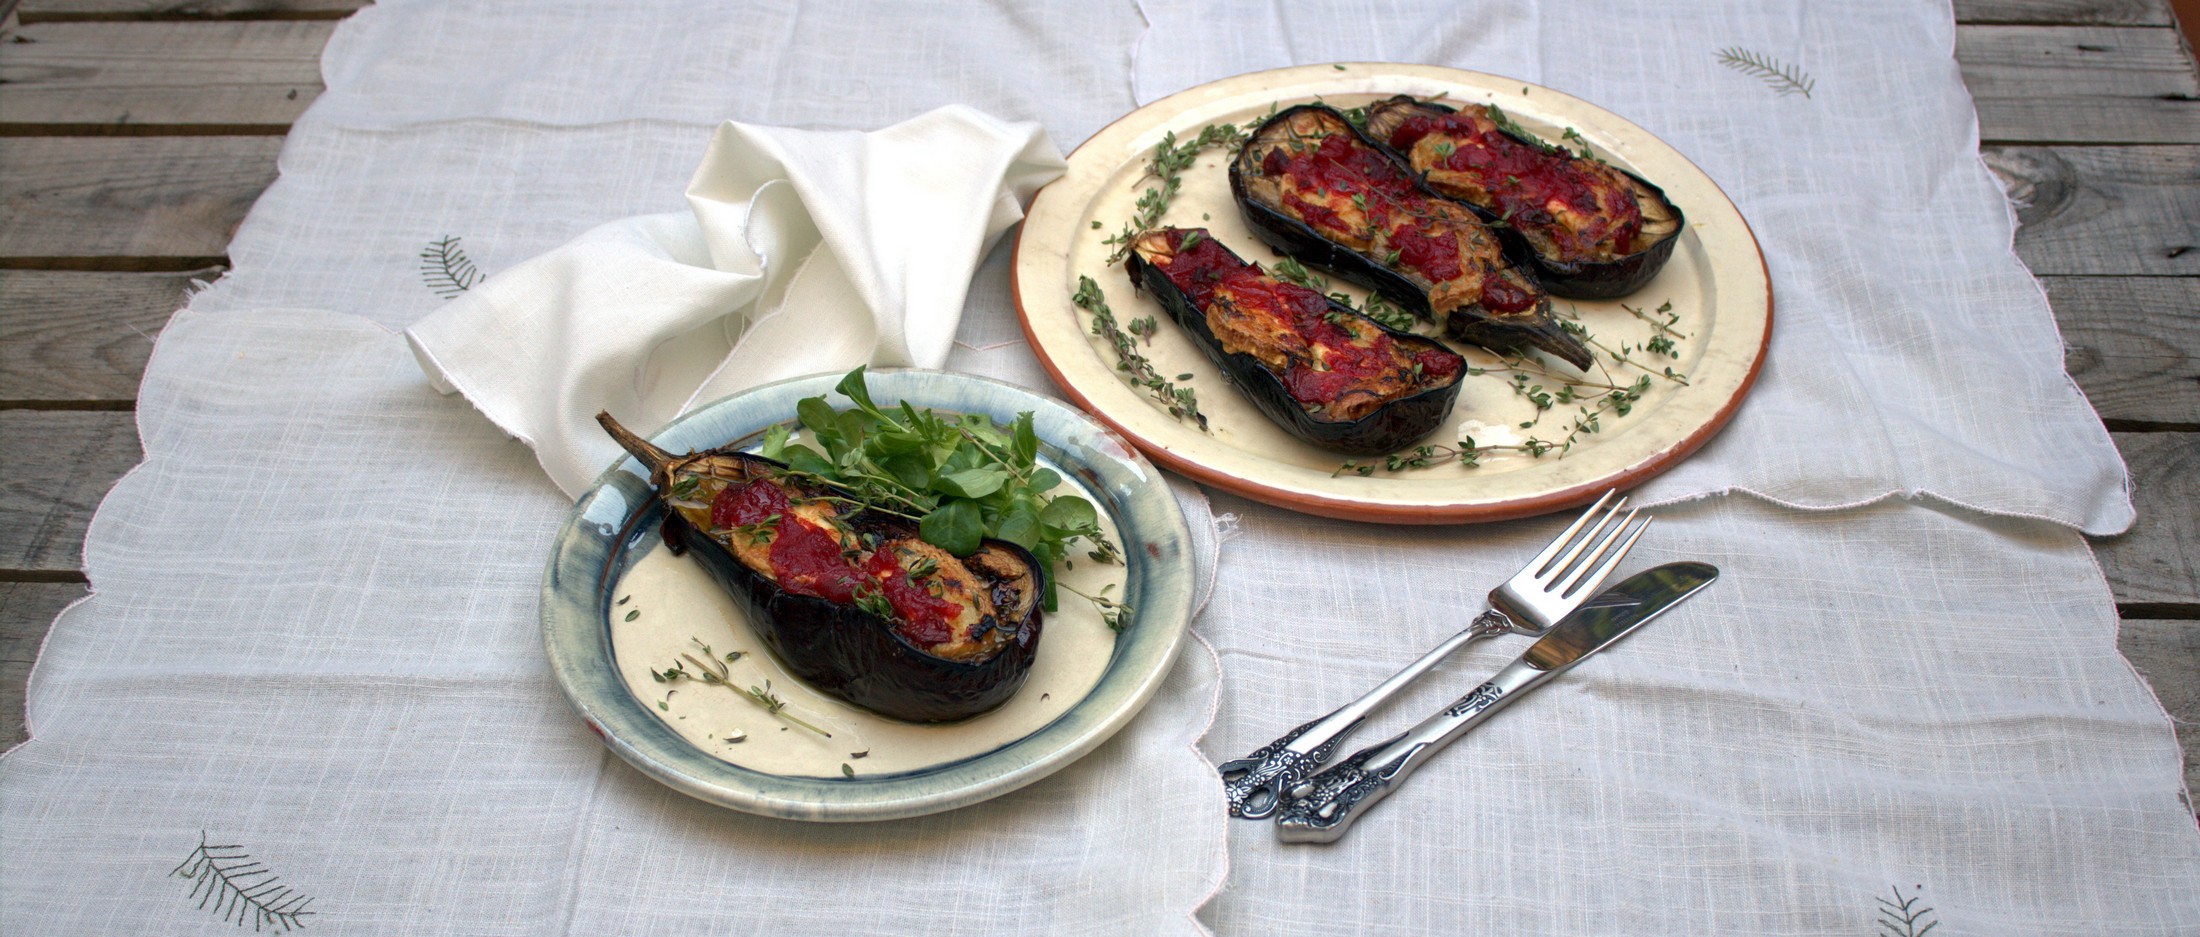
[404,105,1066,495]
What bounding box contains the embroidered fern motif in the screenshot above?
[1877,884,1939,937]
[172,832,317,932]
[420,235,482,297]
[1717,47,1816,98]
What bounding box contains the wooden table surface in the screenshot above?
[2,0,2196,815]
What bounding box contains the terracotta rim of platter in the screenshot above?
[1013,63,1772,524]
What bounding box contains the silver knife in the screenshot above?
[1272,561,1719,843]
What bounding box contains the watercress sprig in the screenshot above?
[761,366,1120,614]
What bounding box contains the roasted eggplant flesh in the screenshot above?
[1125,227,1466,455]
[598,413,1043,723]
[1231,104,1593,370]
[1363,96,1682,299]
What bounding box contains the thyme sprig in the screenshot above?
[1268,256,1416,332]
[1483,104,1603,164]
[1072,275,1207,429]
[1336,437,1558,476]
[1102,122,1249,264]
[654,638,832,737]
[1058,581,1131,632]
[1557,311,1691,386]
[1336,300,1685,477]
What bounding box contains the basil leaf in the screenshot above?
[920,499,983,556]
[1027,467,1061,493]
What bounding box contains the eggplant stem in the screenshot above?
[596,411,679,474]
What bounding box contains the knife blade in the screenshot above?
[1272,561,1719,843]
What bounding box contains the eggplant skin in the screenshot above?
[592,416,1047,724]
[1125,228,1465,456]
[1362,95,1684,300]
[662,505,1042,724]
[1229,104,1594,371]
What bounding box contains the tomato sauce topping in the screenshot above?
[1388,111,1642,257]
[1154,230,1456,412]
[713,479,866,605]
[1255,121,1534,313]
[861,551,961,646]
[712,478,965,645]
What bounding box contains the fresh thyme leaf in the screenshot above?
[624,609,640,622]
[1100,121,1248,264]
[852,582,897,620]
[1072,275,1207,431]
[1484,103,1564,156]
[1334,299,1689,478]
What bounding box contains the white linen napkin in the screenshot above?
[402,105,1066,496]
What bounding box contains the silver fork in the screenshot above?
[1217,490,1649,818]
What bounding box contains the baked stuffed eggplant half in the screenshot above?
[597,413,1043,723]
[1124,227,1466,455]
[1363,96,1683,300]
[1230,104,1592,370]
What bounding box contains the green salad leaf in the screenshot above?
[763,367,1120,612]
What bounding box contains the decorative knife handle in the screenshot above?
[1276,664,1544,843]
[1218,610,1515,819]
[1272,734,1417,843]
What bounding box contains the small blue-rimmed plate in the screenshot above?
[541,369,1195,821]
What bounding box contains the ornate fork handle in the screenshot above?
[1217,717,1358,818]
[1276,664,1541,843]
[1218,609,1515,819]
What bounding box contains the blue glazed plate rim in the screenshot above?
[540,369,1195,822]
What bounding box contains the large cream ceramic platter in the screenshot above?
[1014,64,1771,523]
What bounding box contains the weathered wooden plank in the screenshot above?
[0,21,330,130]
[0,136,281,263]
[12,0,365,21]
[0,580,84,750]
[2040,276,2200,428]
[2096,432,2200,609]
[2119,618,2200,816]
[0,410,138,573]
[1955,0,2175,25]
[0,269,205,403]
[1958,25,2200,144]
[1985,145,2200,275]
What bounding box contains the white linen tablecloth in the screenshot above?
[6,1,2196,934]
